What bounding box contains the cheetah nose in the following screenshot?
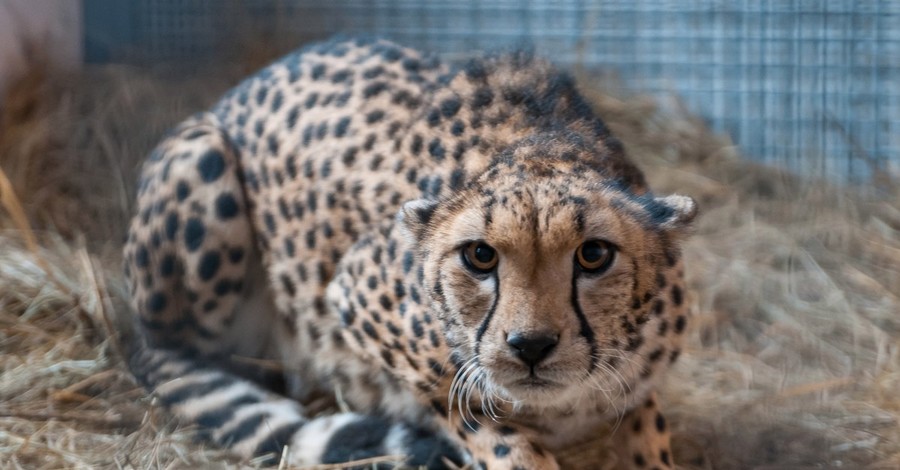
[506,333,559,367]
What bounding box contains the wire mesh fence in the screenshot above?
[83,0,900,183]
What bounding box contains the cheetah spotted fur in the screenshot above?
[123,37,697,469]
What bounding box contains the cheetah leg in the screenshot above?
[124,112,276,367]
[435,415,560,470]
[123,115,462,468]
[608,391,675,470]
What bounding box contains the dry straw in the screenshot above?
[0,56,897,469]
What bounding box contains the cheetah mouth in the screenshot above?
[511,376,558,389]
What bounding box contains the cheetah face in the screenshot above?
[400,160,696,409]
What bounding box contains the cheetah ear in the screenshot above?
[397,199,439,242]
[649,194,698,230]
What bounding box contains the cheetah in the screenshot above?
[123,37,697,469]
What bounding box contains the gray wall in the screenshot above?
[84,0,900,182]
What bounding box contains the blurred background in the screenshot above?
[3,0,898,183]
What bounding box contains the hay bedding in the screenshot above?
[0,56,898,470]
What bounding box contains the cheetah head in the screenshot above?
[399,136,697,413]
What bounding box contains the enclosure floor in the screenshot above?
[0,61,897,469]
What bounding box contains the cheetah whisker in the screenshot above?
[449,358,483,428]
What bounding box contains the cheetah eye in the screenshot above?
[576,240,616,274]
[461,241,498,274]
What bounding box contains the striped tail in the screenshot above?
[127,344,464,468]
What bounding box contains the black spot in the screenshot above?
[655,413,666,432]
[280,274,296,296]
[331,68,351,83]
[362,320,379,340]
[427,358,443,376]
[305,92,319,108]
[464,59,487,81]
[363,133,377,151]
[334,116,351,137]
[493,444,510,458]
[380,349,395,368]
[215,193,239,219]
[159,254,176,277]
[626,335,644,351]
[135,245,149,268]
[363,65,384,79]
[267,135,279,154]
[381,46,402,62]
[311,63,326,80]
[316,121,328,140]
[633,453,646,467]
[263,212,277,234]
[340,304,356,325]
[164,212,179,240]
[652,299,665,315]
[198,251,221,281]
[271,90,283,112]
[402,57,420,71]
[658,319,669,335]
[197,150,226,183]
[429,329,440,348]
[669,349,681,363]
[426,108,441,126]
[147,292,167,313]
[410,134,423,155]
[393,280,406,299]
[660,450,671,466]
[452,141,467,160]
[369,154,384,171]
[451,120,465,136]
[428,139,445,161]
[440,97,461,117]
[366,110,385,123]
[648,348,664,362]
[379,294,393,310]
[305,230,316,249]
[367,275,378,290]
[183,218,205,252]
[342,147,358,166]
[255,87,268,106]
[674,315,687,333]
[213,279,231,296]
[362,81,388,98]
[402,251,415,273]
[284,238,295,256]
[175,181,190,201]
[657,273,667,288]
[284,156,298,179]
[665,250,679,267]
[411,315,424,337]
[671,285,683,306]
[278,197,292,219]
[229,247,244,263]
[472,87,494,107]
